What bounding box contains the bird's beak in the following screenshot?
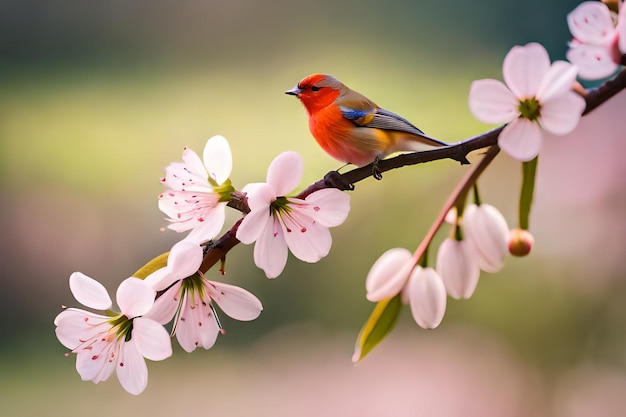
[285,86,302,96]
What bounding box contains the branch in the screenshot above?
[199,69,626,274]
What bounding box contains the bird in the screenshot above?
[285,73,459,178]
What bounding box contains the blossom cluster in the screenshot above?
[54,0,625,394]
[55,136,350,394]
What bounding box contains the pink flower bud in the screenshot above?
[508,228,534,257]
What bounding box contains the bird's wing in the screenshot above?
[340,106,426,136]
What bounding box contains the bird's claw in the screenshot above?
[372,156,383,180]
[324,170,355,191]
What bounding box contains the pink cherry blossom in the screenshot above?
[366,248,447,329]
[236,151,351,278]
[159,135,234,243]
[469,43,586,161]
[54,273,172,395]
[566,1,626,80]
[144,240,263,352]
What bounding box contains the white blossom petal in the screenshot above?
[536,61,579,102]
[567,1,616,44]
[498,118,543,162]
[116,278,156,319]
[463,204,510,273]
[436,238,480,299]
[503,43,551,99]
[180,146,207,179]
[175,294,220,352]
[116,339,148,395]
[407,266,447,329]
[54,309,110,349]
[144,282,182,324]
[619,5,626,54]
[132,317,172,361]
[75,338,118,383]
[236,206,271,244]
[254,219,289,278]
[468,79,519,124]
[69,272,112,311]
[282,211,332,263]
[203,135,232,185]
[242,182,276,211]
[366,248,414,302]
[302,188,351,227]
[266,151,303,196]
[184,202,227,243]
[567,44,619,80]
[206,281,263,321]
[539,91,586,135]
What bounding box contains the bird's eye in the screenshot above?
[311,86,320,92]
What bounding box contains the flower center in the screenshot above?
[108,314,134,342]
[208,177,235,203]
[518,98,541,121]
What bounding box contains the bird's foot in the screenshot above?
[324,170,355,191]
[372,156,383,180]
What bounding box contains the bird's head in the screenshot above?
[285,74,343,113]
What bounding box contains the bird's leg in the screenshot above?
[372,156,383,180]
[324,170,355,191]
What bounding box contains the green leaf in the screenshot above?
[519,157,538,230]
[131,251,169,279]
[352,294,402,362]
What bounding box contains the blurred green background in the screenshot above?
[3,0,626,415]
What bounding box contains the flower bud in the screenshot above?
[508,228,534,256]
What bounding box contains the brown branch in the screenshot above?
[199,69,626,274]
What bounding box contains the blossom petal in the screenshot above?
[302,188,351,227]
[407,266,447,329]
[175,295,220,352]
[116,339,148,395]
[539,91,586,135]
[498,118,543,161]
[242,182,276,212]
[468,79,519,124]
[145,240,203,291]
[463,204,510,273]
[503,43,550,98]
[54,308,109,350]
[203,135,232,185]
[254,219,289,278]
[619,6,626,54]
[183,202,227,243]
[116,278,156,318]
[567,1,616,44]
[566,44,619,80]
[282,212,332,263]
[206,281,263,321]
[536,61,579,103]
[236,205,271,244]
[144,282,182,324]
[75,339,117,383]
[69,272,112,311]
[163,239,204,277]
[266,151,303,196]
[436,238,480,299]
[132,317,173,361]
[180,146,207,179]
[366,248,414,302]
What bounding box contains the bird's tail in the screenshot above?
[395,133,470,165]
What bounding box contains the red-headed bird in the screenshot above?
[285,74,456,174]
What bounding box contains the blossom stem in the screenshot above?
[409,145,501,265]
[519,157,538,230]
